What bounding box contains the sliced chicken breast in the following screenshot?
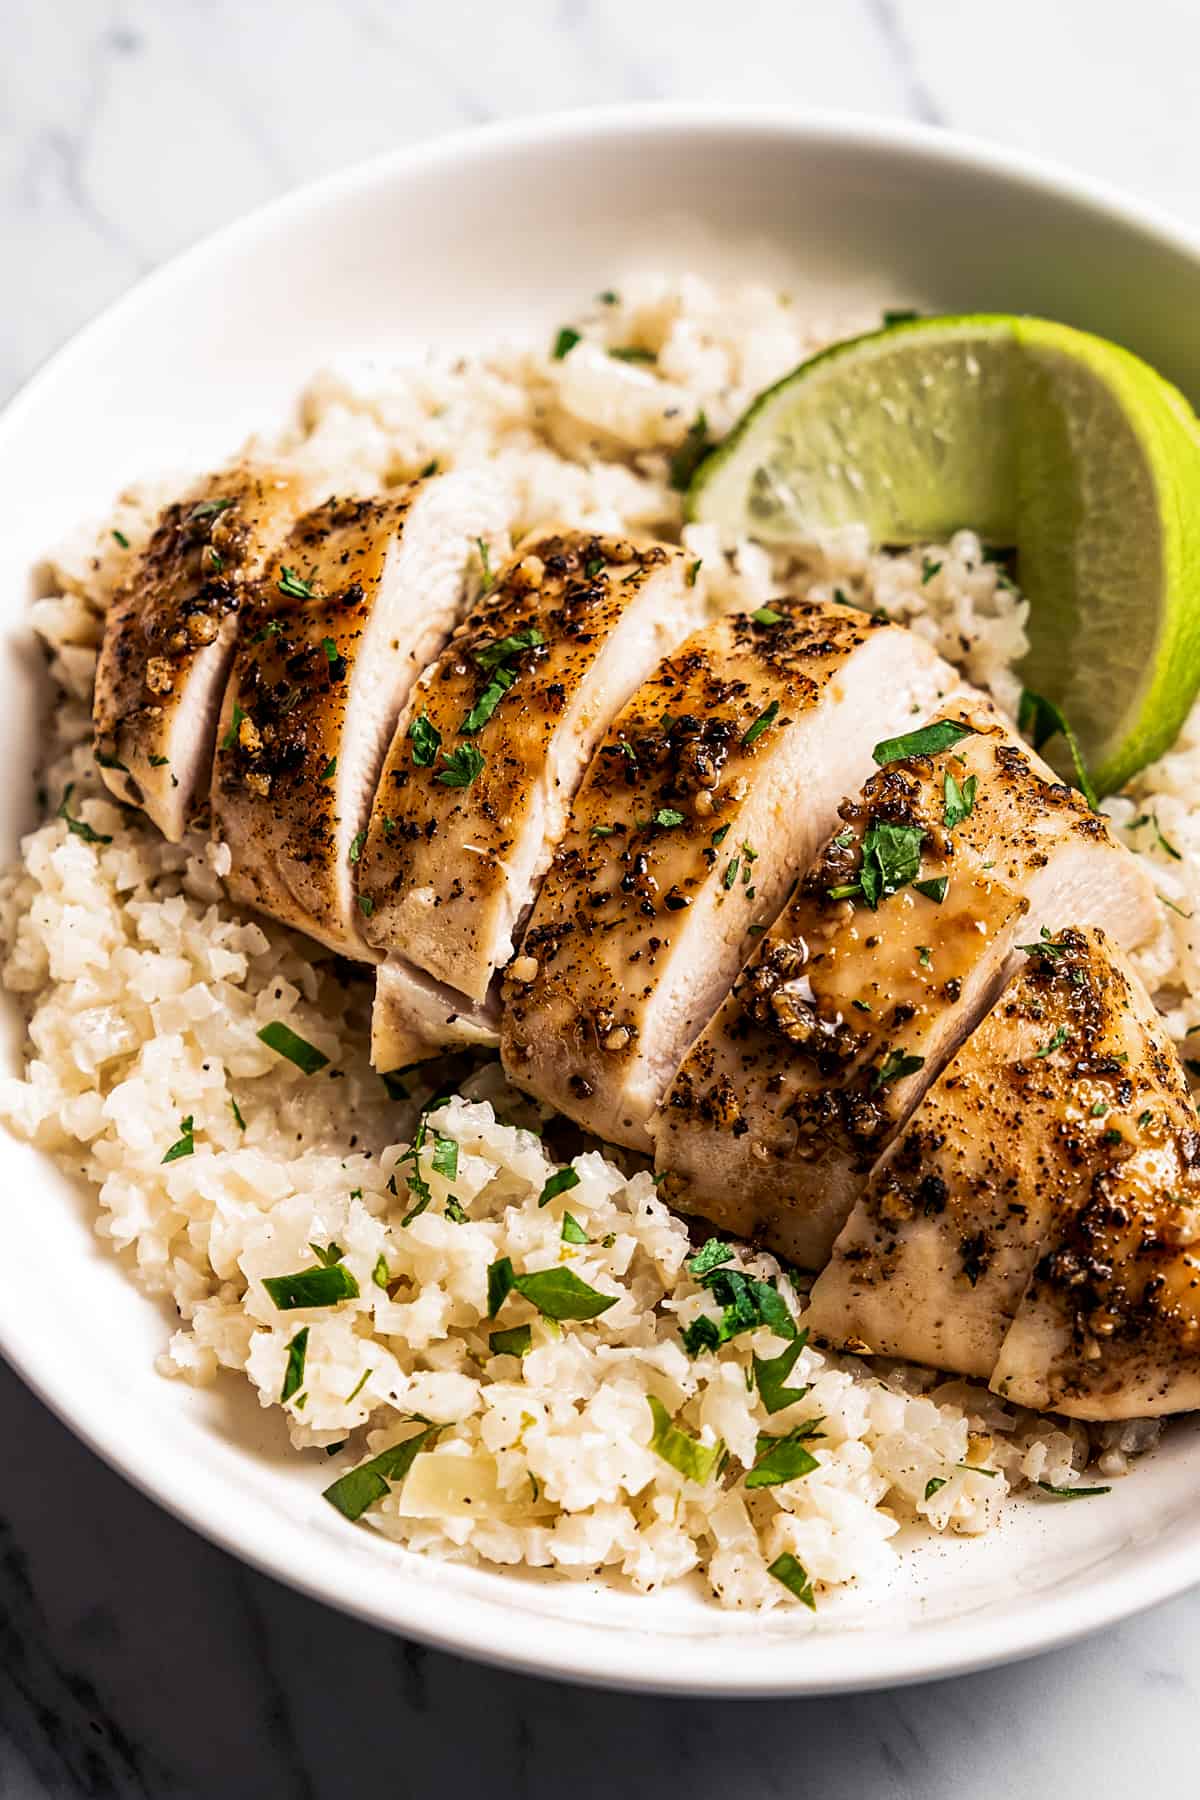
[501,599,954,1151]
[992,948,1200,1419]
[359,529,700,1068]
[653,705,1158,1267]
[211,473,507,957]
[93,464,316,838]
[811,926,1200,1419]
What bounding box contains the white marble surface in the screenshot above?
[4,1,1200,1793]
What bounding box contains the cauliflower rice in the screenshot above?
[3,274,1194,1614]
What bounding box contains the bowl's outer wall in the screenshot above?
[2,109,1200,1695]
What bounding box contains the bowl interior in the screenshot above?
[3,109,1199,1694]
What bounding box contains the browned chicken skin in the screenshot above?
[653,705,1157,1266]
[93,465,316,838]
[501,599,953,1150]
[810,926,1200,1419]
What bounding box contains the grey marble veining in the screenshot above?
[4,1,1200,1793]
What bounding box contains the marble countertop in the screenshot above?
[5,1,1200,1793]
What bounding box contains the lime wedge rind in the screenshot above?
[688,313,1200,796]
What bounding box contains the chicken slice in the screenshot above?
[653,706,1157,1267]
[359,529,701,1069]
[211,473,507,957]
[93,464,316,838]
[991,946,1200,1419]
[808,927,1200,1419]
[501,600,954,1151]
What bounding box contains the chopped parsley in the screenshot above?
[653,807,685,829]
[744,1421,823,1489]
[552,326,581,360]
[221,704,246,752]
[189,497,235,521]
[921,556,943,585]
[476,538,494,593]
[347,830,366,865]
[917,945,933,968]
[230,1096,246,1131]
[688,1238,734,1277]
[430,1133,459,1181]
[148,753,170,768]
[95,748,128,772]
[590,824,615,839]
[1016,926,1069,962]
[767,1552,816,1609]
[256,1021,330,1075]
[561,1212,589,1245]
[409,712,442,766]
[57,784,112,845]
[710,824,731,847]
[924,1476,948,1500]
[538,1166,581,1208]
[263,1262,360,1310]
[686,558,702,588]
[474,628,545,670]
[1035,1481,1111,1499]
[751,606,785,626]
[943,770,978,829]
[322,1423,438,1521]
[1152,814,1183,860]
[1035,1024,1070,1059]
[722,856,740,890]
[112,527,130,548]
[872,718,975,767]
[646,1395,723,1484]
[320,756,337,782]
[372,1253,390,1291]
[486,1257,617,1322]
[489,1324,532,1358]
[669,413,710,491]
[873,1049,925,1089]
[584,556,605,578]
[914,875,948,903]
[419,458,440,478]
[277,565,314,600]
[462,664,516,734]
[741,699,780,748]
[752,1332,810,1415]
[840,819,926,909]
[436,743,486,788]
[161,1116,195,1164]
[681,1262,795,1355]
[597,289,619,304]
[1090,1100,1109,1118]
[309,1242,345,1267]
[280,1328,308,1403]
[1018,688,1098,810]
[608,345,656,364]
[444,1197,468,1224]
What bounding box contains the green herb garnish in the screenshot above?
[688,1238,734,1277]
[943,770,978,829]
[873,1050,925,1089]
[646,1395,723,1484]
[924,1476,948,1500]
[161,1116,195,1164]
[490,1324,532,1358]
[280,1328,308,1403]
[190,497,235,521]
[277,565,314,600]
[561,1212,589,1245]
[57,784,112,845]
[1035,1024,1070,1060]
[221,704,245,752]
[409,712,441,767]
[230,1096,246,1131]
[914,876,948,903]
[553,326,581,360]
[257,1021,330,1075]
[751,606,784,626]
[653,807,685,829]
[752,1332,810,1415]
[322,1424,438,1521]
[348,830,366,865]
[486,1257,616,1322]
[372,1253,390,1291]
[872,718,975,767]
[263,1263,359,1310]
[742,699,780,748]
[538,1166,580,1208]
[462,665,516,734]
[473,628,545,670]
[686,559,702,588]
[1035,1481,1111,1499]
[766,1552,816,1608]
[437,743,486,788]
[1018,688,1098,810]
[111,527,130,548]
[475,538,494,593]
[669,413,710,491]
[608,345,656,363]
[745,1422,823,1490]
[431,1134,458,1181]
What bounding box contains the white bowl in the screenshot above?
[3,105,1200,1696]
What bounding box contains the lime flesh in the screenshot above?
[689,315,1200,795]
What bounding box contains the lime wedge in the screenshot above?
[688,315,1200,795]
